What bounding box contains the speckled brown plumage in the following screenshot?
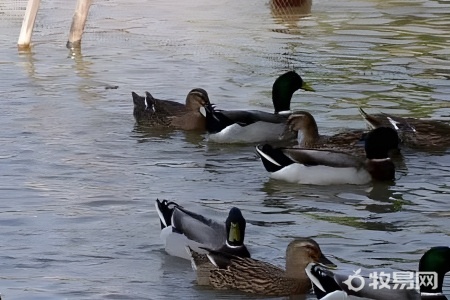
[188,238,335,297]
[359,107,450,152]
[283,111,368,156]
[209,257,307,296]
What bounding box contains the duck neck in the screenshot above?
[365,158,395,181]
[272,87,293,113]
[285,257,309,281]
[299,124,320,147]
[418,249,447,295]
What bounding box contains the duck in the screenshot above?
[305,246,450,300]
[155,199,250,260]
[359,107,450,151]
[281,110,370,153]
[187,237,336,296]
[203,71,315,143]
[131,88,210,131]
[255,127,399,185]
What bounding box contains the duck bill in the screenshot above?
[199,106,207,117]
[318,254,337,269]
[301,81,315,92]
[228,222,241,243]
[200,103,214,117]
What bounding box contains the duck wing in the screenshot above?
[256,145,364,174]
[219,109,289,125]
[145,91,187,115]
[281,148,364,168]
[405,118,450,150]
[204,103,289,134]
[203,248,297,296]
[171,206,226,249]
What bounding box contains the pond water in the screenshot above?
[0,0,449,299]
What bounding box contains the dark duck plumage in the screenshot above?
[132,88,210,130]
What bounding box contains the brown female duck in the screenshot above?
[131,88,210,130]
[359,107,450,151]
[188,237,335,296]
[282,111,372,155]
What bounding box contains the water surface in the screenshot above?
[0,0,449,299]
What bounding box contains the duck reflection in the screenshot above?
[270,0,312,33]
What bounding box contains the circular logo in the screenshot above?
[343,268,365,292]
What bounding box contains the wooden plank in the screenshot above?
[67,0,92,48]
[17,0,41,48]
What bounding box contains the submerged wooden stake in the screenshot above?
[67,0,92,49]
[17,0,41,49]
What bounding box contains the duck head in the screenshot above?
[364,127,399,181]
[186,88,210,112]
[272,71,314,114]
[225,207,246,247]
[285,238,336,279]
[280,111,319,144]
[364,127,400,159]
[419,246,450,295]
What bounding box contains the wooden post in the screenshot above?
[17,0,41,49]
[67,0,92,49]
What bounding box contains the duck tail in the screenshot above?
[185,246,197,270]
[359,107,382,129]
[132,92,145,107]
[255,144,294,173]
[204,104,233,133]
[155,199,179,229]
[199,247,238,269]
[144,91,156,111]
[305,263,342,299]
[382,113,417,133]
[186,246,210,271]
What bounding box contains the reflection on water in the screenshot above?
[17,48,36,77]
[270,0,312,33]
[0,0,449,299]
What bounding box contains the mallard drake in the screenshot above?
[132,88,210,130]
[359,107,450,151]
[255,127,399,185]
[281,111,369,152]
[155,199,250,260]
[306,246,450,300]
[203,71,314,143]
[187,237,336,296]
